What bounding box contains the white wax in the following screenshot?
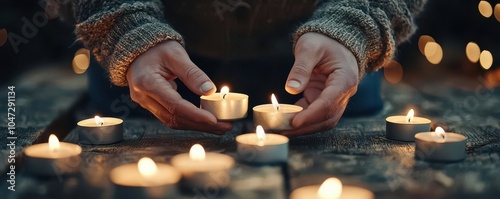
[414,132,467,142]
[110,163,181,187]
[200,92,248,101]
[290,185,374,199]
[77,117,123,127]
[171,153,234,173]
[24,142,82,159]
[386,116,431,124]
[253,104,303,113]
[235,133,289,146]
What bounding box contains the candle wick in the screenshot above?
[99,122,104,126]
[276,105,280,112]
[223,93,227,100]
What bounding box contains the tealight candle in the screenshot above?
[110,157,181,199]
[386,109,431,141]
[171,144,235,190]
[414,127,467,162]
[253,94,303,131]
[24,134,82,176]
[290,177,374,199]
[236,125,289,164]
[77,116,123,145]
[200,86,249,120]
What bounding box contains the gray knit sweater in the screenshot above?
[68,0,426,86]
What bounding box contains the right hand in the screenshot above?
[126,40,232,134]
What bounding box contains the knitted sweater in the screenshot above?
[68,0,426,86]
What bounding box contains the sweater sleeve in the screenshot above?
[72,0,184,86]
[294,0,426,77]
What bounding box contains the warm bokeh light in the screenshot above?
[465,42,481,63]
[72,48,90,74]
[480,50,493,70]
[271,93,280,111]
[138,157,158,177]
[189,144,206,161]
[94,116,104,126]
[220,86,229,99]
[418,35,435,55]
[479,1,493,18]
[495,4,500,22]
[0,29,7,48]
[485,68,500,88]
[424,42,443,64]
[48,134,60,152]
[317,177,342,199]
[383,60,404,84]
[406,109,414,123]
[433,127,447,143]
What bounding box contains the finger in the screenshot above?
[292,69,354,128]
[161,44,216,95]
[140,95,232,134]
[282,116,341,137]
[285,44,320,95]
[142,75,219,126]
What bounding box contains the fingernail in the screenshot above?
[287,80,301,89]
[200,82,214,92]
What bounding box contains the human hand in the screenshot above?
[126,40,232,134]
[283,32,359,136]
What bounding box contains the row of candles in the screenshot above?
[22,86,467,198]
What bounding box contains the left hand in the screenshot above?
[282,32,360,136]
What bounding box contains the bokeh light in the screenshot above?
[424,42,443,64]
[478,1,493,18]
[384,60,404,84]
[465,42,481,63]
[495,3,500,22]
[0,29,7,48]
[485,68,500,87]
[479,50,493,70]
[72,48,90,74]
[418,35,435,55]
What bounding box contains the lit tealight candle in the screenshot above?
[253,94,303,131]
[386,109,431,141]
[171,144,235,190]
[200,86,249,120]
[414,127,467,162]
[24,134,82,176]
[290,177,374,199]
[77,116,123,145]
[236,125,289,164]
[110,157,181,199]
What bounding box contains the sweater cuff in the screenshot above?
[294,6,395,78]
[77,12,183,86]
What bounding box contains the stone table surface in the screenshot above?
[0,68,499,199]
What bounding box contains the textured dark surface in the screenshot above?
[1,70,500,198]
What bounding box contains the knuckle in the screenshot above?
[183,65,204,80]
[292,63,311,77]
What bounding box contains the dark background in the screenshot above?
[1,0,499,87]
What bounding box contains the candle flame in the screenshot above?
[94,116,104,126]
[189,144,206,161]
[271,94,280,111]
[433,126,447,143]
[256,125,266,146]
[48,134,60,152]
[138,157,158,177]
[317,177,342,199]
[406,109,414,123]
[220,86,229,99]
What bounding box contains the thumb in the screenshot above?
[285,48,319,95]
[171,56,216,96]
